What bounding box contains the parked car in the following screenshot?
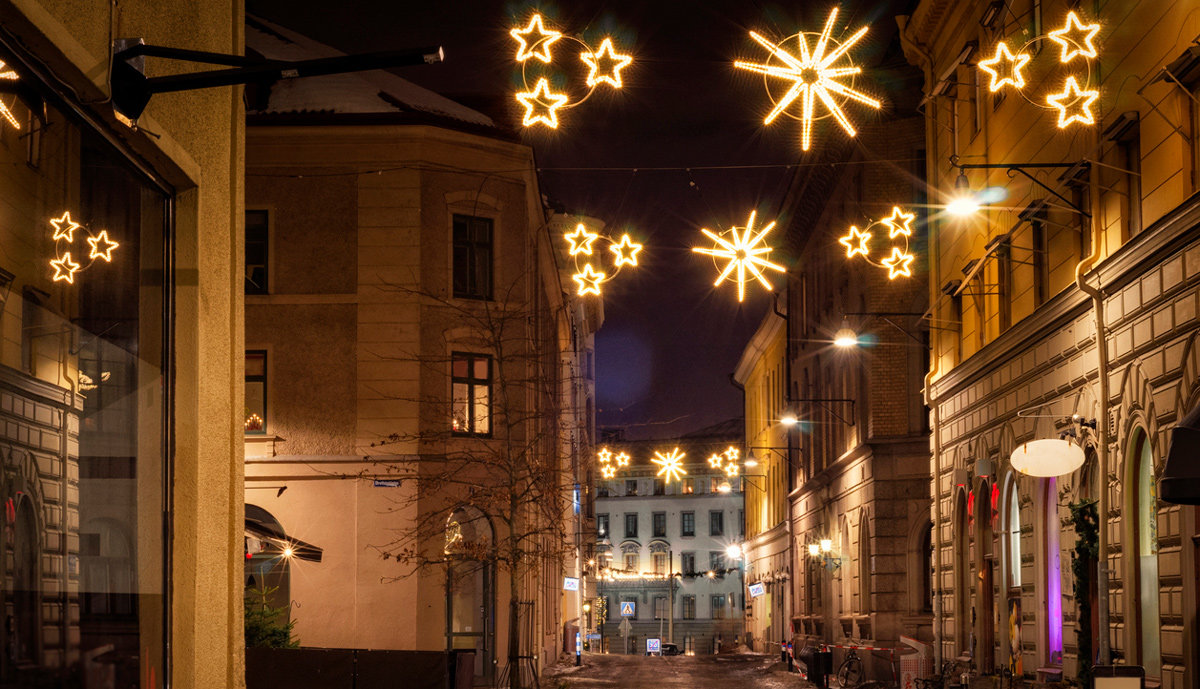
[660,643,682,656]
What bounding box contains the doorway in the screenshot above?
[445,507,495,684]
[1128,430,1161,676]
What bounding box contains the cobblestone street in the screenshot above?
[545,653,814,689]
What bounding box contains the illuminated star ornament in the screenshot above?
[48,210,119,285]
[652,447,688,483]
[516,78,569,129]
[734,7,881,151]
[509,14,634,129]
[1047,12,1100,63]
[977,42,1031,92]
[693,210,786,302]
[565,223,643,297]
[1046,76,1099,128]
[0,60,19,130]
[839,206,917,280]
[597,446,620,479]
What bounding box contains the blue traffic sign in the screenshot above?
[647,638,661,654]
[620,601,636,617]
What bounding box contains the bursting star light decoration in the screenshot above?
[48,211,119,285]
[839,206,917,280]
[1046,76,1099,128]
[573,264,606,296]
[652,447,688,484]
[708,452,726,469]
[615,452,631,467]
[1047,11,1100,63]
[693,210,786,302]
[51,212,80,242]
[977,42,1031,92]
[734,7,881,152]
[565,223,600,256]
[516,78,569,128]
[581,38,633,88]
[609,234,642,267]
[510,14,562,63]
[564,223,642,296]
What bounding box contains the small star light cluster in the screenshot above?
[565,223,642,296]
[734,7,881,152]
[977,10,1101,129]
[693,210,786,302]
[652,447,687,484]
[510,13,632,129]
[49,211,119,284]
[707,446,742,478]
[838,206,916,279]
[596,446,631,479]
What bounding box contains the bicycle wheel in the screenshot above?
[837,657,864,688]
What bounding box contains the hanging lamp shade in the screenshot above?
[1010,437,1085,478]
[1162,403,1200,505]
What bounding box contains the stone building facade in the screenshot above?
[901,0,1200,685]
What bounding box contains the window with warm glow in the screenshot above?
[596,514,608,538]
[451,352,491,436]
[652,552,667,574]
[245,351,267,434]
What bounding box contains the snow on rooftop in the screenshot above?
[245,15,494,127]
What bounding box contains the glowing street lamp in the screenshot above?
[725,544,743,560]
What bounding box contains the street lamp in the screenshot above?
[946,170,980,216]
[833,318,858,348]
[726,543,743,560]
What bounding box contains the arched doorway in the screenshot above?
[954,488,971,654]
[1002,474,1023,676]
[11,495,40,669]
[1038,478,1063,668]
[1127,430,1161,676]
[445,506,495,684]
[975,480,996,673]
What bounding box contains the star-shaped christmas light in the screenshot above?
[692,210,786,302]
[87,230,119,262]
[1046,76,1099,128]
[50,252,80,283]
[609,234,642,267]
[510,14,562,63]
[565,224,601,256]
[708,453,725,469]
[734,8,881,151]
[724,462,740,478]
[723,446,739,462]
[50,211,80,242]
[838,225,871,258]
[1047,11,1100,63]
[0,61,19,130]
[573,264,606,296]
[881,207,915,239]
[615,452,631,467]
[651,447,688,483]
[516,78,569,128]
[881,247,915,279]
[581,38,633,88]
[601,466,616,479]
[597,447,613,464]
[977,42,1031,92]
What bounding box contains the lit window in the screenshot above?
[453,214,493,300]
[652,552,667,574]
[451,353,491,436]
[245,351,267,434]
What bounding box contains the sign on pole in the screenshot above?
[562,576,579,591]
[748,582,766,598]
[619,601,636,617]
[647,638,661,655]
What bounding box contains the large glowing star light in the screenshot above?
[87,230,119,262]
[1046,76,1099,128]
[0,61,19,130]
[693,210,786,302]
[652,447,687,483]
[882,207,915,239]
[510,14,562,63]
[838,225,871,258]
[609,234,642,267]
[50,252,80,283]
[51,211,80,242]
[573,264,606,296]
[978,42,1031,92]
[516,78,569,128]
[1047,11,1100,63]
[881,247,915,279]
[581,38,633,88]
[565,223,600,255]
[735,8,881,151]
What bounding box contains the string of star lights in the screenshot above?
[564,222,642,296]
[509,13,633,129]
[651,447,688,484]
[976,10,1101,129]
[734,7,881,152]
[693,210,786,302]
[49,211,118,284]
[596,446,631,479]
[706,446,742,478]
[837,206,916,279]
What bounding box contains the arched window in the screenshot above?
[1005,476,1021,589]
[953,488,971,653]
[858,511,871,612]
[445,506,495,682]
[1128,430,1161,675]
[1040,478,1063,666]
[12,496,39,664]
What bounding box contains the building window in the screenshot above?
[624,552,638,572]
[452,214,493,299]
[710,477,721,493]
[597,514,609,539]
[1031,213,1048,305]
[625,479,638,496]
[681,511,695,537]
[625,513,638,539]
[451,353,491,436]
[245,209,269,294]
[654,595,667,619]
[682,595,696,620]
[682,478,694,494]
[738,509,745,537]
[681,552,695,574]
[654,478,666,495]
[653,512,667,538]
[245,350,267,434]
[710,552,725,572]
[711,594,727,619]
[710,510,724,536]
[1104,113,1142,239]
[997,243,1012,331]
[653,552,668,575]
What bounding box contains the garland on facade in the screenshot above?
[1069,499,1098,686]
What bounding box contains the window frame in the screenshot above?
[682,594,696,620]
[624,513,638,539]
[245,350,268,435]
[680,511,695,537]
[652,511,667,538]
[711,594,727,620]
[244,209,270,295]
[596,513,609,539]
[450,352,493,437]
[452,213,494,300]
[709,509,725,537]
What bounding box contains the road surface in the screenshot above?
[545,652,813,689]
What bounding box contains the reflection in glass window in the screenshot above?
[451,353,491,435]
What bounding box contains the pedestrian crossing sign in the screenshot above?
[620,601,636,617]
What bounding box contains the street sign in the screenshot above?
[587,633,602,640]
[748,582,766,598]
[372,479,400,487]
[619,618,631,637]
[619,601,636,617]
[563,576,579,591]
[647,638,660,655]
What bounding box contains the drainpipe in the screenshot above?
[773,282,795,647]
[897,14,943,669]
[1074,159,1110,665]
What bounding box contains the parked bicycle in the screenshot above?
[836,648,865,689]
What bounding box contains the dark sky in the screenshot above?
[248,0,916,439]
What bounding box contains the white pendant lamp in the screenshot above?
[1010,437,1085,477]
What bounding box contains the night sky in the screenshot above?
[247,0,915,439]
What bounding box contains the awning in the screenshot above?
[1162,403,1200,505]
[245,514,323,562]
